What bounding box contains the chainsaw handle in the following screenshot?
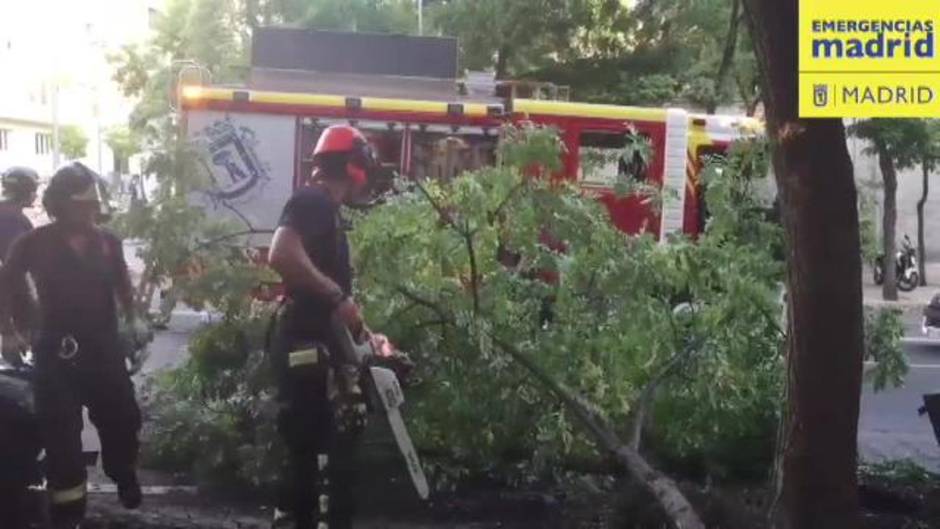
[331,313,373,366]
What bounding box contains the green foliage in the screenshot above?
[849,119,931,172]
[60,125,88,161]
[498,125,566,173]
[860,459,940,485]
[110,137,273,320]
[700,136,778,246]
[863,307,908,392]
[143,125,784,489]
[143,310,282,490]
[351,125,784,481]
[857,180,881,263]
[302,0,417,33]
[631,74,680,106]
[110,0,259,143]
[430,0,617,76]
[522,0,753,110]
[105,126,142,165]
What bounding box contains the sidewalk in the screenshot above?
[863,262,940,309]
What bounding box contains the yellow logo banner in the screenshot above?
[799,0,940,117]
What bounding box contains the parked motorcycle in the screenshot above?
[874,234,920,292]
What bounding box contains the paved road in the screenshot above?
[859,341,940,470]
[81,310,204,457]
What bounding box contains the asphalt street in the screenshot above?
[859,341,940,470]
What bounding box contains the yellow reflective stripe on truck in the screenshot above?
[251,91,346,108]
[180,87,499,118]
[513,99,668,122]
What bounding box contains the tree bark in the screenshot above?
[918,158,930,286]
[495,45,511,80]
[878,144,899,300]
[709,0,742,114]
[741,2,865,529]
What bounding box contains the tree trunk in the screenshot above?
[878,145,899,300]
[709,0,742,114]
[918,159,929,286]
[735,71,761,116]
[741,2,865,529]
[495,45,511,80]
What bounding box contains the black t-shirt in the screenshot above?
[277,186,352,325]
[0,203,33,262]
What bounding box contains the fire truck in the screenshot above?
[177,28,759,247]
[180,85,758,243]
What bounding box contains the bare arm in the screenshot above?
[268,226,345,304]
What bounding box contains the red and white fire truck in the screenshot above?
[179,83,760,245]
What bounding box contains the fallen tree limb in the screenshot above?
[489,336,705,529]
[393,286,705,529]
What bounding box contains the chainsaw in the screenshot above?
[331,316,429,500]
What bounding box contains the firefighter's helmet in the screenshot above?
[312,125,374,189]
[42,162,103,219]
[1,166,39,201]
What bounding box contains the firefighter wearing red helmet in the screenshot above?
[267,125,376,529]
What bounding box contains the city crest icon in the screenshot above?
[813,84,829,108]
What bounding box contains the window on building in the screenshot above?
[35,132,52,155]
[0,129,9,151]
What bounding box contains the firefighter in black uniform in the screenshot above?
[0,166,38,260]
[0,162,144,529]
[267,125,375,529]
[0,166,39,367]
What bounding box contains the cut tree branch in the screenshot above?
[414,180,464,235]
[629,303,701,451]
[413,180,481,313]
[464,222,481,314]
[390,284,704,529]
[489,335,705,529]
[395,287,450,321]
[710,0,742,114]
[489,179,528,225]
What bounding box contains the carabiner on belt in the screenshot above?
[58,335,80,360]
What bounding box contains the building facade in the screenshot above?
[0,0,156,178]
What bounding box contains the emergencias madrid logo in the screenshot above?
[800,1,940,118]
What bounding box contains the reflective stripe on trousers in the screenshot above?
[50,481,86,504]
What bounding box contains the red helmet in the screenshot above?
[313,125,374,189]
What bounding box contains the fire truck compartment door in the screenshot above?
[186,110,296,246]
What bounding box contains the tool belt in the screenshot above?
[283,338,368,437]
